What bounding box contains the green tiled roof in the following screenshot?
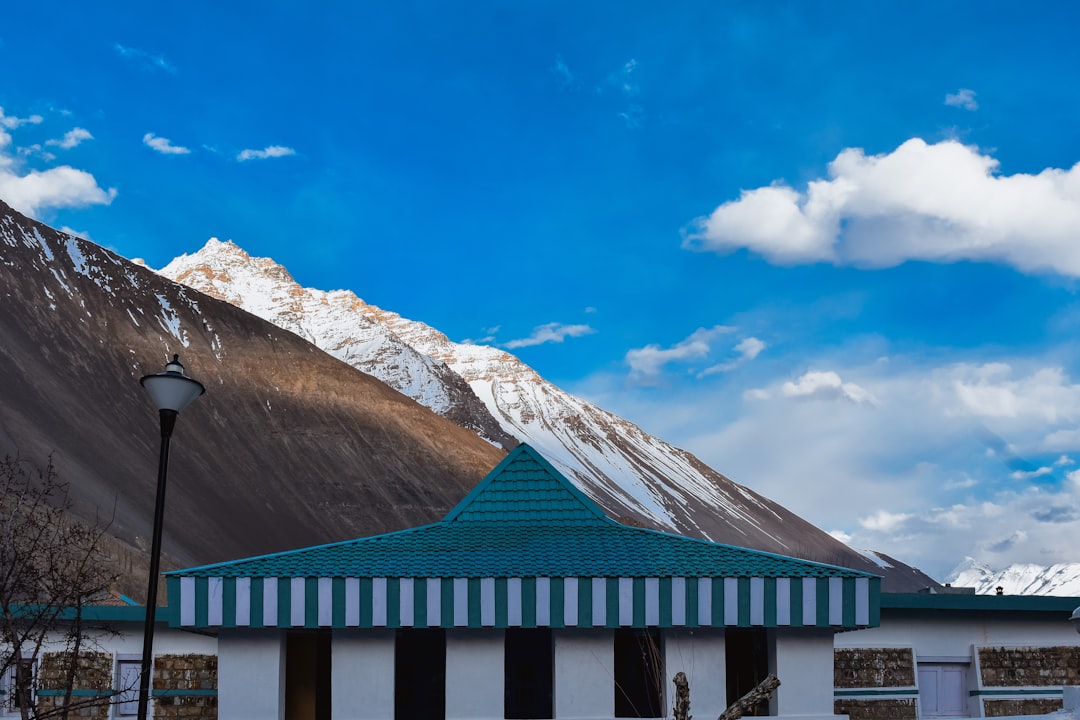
[171,444,875,582]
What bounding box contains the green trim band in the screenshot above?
[152,688,218,697]
[971,689,1063,697]
[35,689,112,697]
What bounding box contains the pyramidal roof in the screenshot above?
[170,444,876,582]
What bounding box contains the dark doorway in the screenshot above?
[725,629,769,715]
[505,628,554,719]
[285,631,332,720]
[395,628,446,720]
[614,628,664,718]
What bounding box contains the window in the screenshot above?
[395,629,445,720]
[615,629,663,718]
[115,658,141,716]
[2,658,35,714]
[505,629,553,719]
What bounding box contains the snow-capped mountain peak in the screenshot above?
[948,557,1080,596]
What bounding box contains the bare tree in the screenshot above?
[0,455,121,719]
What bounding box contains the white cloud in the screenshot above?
[0,110,115,217]
[859,510,913,532]
[503,322,596,349]
[143,133,191,155]
[625,326,734,378]
[779,370,878,405]
[0,165,116,218]
[237,145,296,161]
[113,43,176,73]
[1009,466,1053,481]
[0,108,43,130]
[552,57,575,87]
[47,128,93,150]
[699,336,767,376]
[685,138,1080,276]
[945,88,979,111]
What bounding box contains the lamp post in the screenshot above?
[137,355,204,720]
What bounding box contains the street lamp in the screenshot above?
[137,354,204,720]
[1070,606,1080,634]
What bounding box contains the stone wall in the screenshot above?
[834,698,917,720]
[978,646,1080,687]
[834,648,915,688]
[984,698,1063,717]
[36,650,113,718]
[152,653,217,719]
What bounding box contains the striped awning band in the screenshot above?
[169,575,877,630]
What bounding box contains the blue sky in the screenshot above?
[4,1,1080,581]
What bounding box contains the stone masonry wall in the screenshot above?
[835,648,916,688]
[984,698,1063,717]
[152,653,217,719]
[834,698,918,720]
[978,646,1080,687]
[36,650,112,719]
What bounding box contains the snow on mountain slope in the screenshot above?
[948,558,1080,596]
[156,239,925,578]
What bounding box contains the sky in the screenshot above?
[4,1,1080,582]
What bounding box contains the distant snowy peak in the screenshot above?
[948,557,1080,596]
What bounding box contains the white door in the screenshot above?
[918,663,969,717]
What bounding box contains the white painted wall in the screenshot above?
[554,629,612,719]
[665,629,726,719]
[218,629,285,720]
[446,629,505,720]
[771,629,837,719]
[837,610,1080,660]
[331,629,394,720]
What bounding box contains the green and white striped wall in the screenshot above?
[169,574,876,630]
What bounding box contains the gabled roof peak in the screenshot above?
[442,443,612,527]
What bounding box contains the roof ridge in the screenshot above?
[441,443,614,526]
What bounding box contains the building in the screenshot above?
[167,443,880,720]
[835,591,1080,719]
[0,604,216,718]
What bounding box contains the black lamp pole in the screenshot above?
[138,355,204,720]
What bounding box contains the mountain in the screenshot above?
[159,238,940,592]
[0,200,504,599]
[948,558,1080,596]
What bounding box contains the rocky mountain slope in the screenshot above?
[0,200,504,599]
[160,239,940,591]
[949,558,1080,596]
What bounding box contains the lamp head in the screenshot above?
[140,354,205,414]
[1069,606,1080,634]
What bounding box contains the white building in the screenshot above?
[167,443,880,720]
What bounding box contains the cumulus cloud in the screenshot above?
[779,370,878,405]
[237,145,296,161]
[47,128,93,150]
[685,138,1080,276]
[626,326,734,378]
[143,133,191,155]
[945,88,978,111]
[0,118,115,218]
[503,322,596,349]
